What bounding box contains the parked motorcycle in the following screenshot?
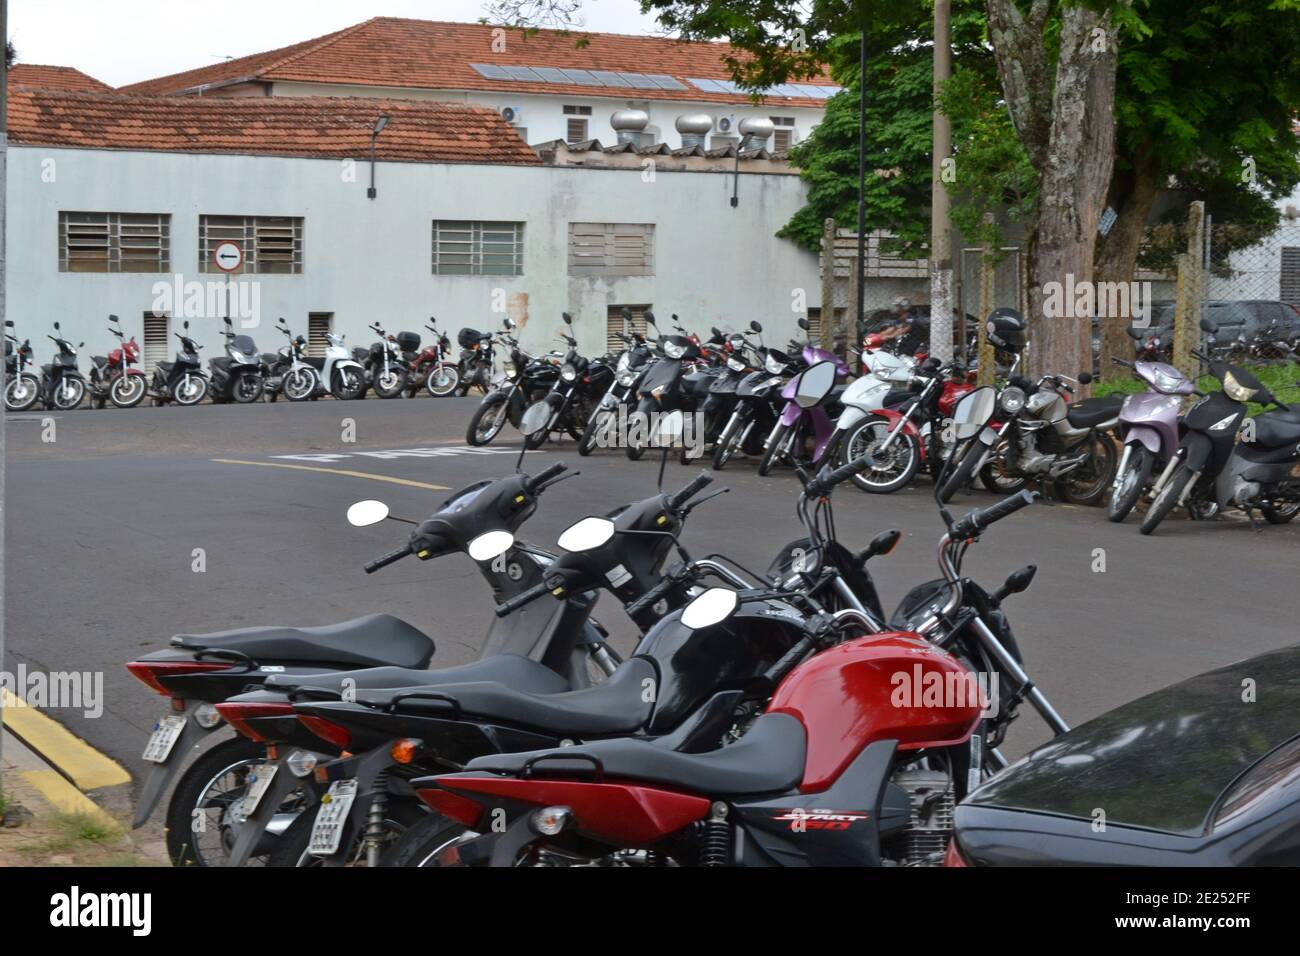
[456,326,498,396]
[39,321,89,410]
[260,319,297,402]
[4,320,40,412]
[577,309,653,456]
[364,323,409,399]
[148,320,208,406]
[281,323,364,402]
[756,318,848,476]
[625,312,703,461]
[419,319,460,397]
[1140,326,1300,533]
[207,317,264,404]
[523,312,613,449]
[87,314,148,409]
[711,343,797,470]
[465,320,561,446]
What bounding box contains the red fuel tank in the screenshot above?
[769,632,984,792]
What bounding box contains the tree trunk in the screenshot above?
[1096,146,1159,380]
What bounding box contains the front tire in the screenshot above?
[578,408,612,456]
[52,377,87,410]
[841,417,921,494]
[467,395,509,446]
[757,423,791,476]
[979,440,1028,494]
[374,368,407,399]
[232,372,263,404]
[331,368,365,401]
[110,374,146,409]
[173,376,208,406]
[1139,463,1195,535]
[1107,445,1152,523]
[711,418,740,471]
[283,368,315,402]
[426,365,459,397]
[5,373,41,411]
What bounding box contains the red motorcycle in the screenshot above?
[88,314,147,408]
[415,319,460,397]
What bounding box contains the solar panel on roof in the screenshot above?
[791,84,828,99]
[772,84,805,98]
[646,74,688,91]
[504,66,545,82]
[688,78,728,93]
[558,68,603,86]
[471,63,513,80]
[818,85,843,97]
[532,67,570,83]
[621,73,663,90]
[590,71,632,88]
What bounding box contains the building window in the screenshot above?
[432,221,525,276]
[142,312,170,369]
[308,313,333,357]
[199,215,303,274]
[59,212,170,273]
[606,304,653,353]
[564,104,592,144]
[770,116,796,152]
[569,223,655,277]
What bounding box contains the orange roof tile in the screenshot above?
[6,90,542,166]
[10,63,113,93]
[119,16,834,106]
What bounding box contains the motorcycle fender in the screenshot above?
[333,359,364,374]
[835,406,866,436]
[131,704,217,828]
[1124,425,1163,456]
[870,409,927,462]
[1182,430,1215,474]
[317,748,397,867]
[779,402,803,428]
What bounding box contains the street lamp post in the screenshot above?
[367,114,389,200]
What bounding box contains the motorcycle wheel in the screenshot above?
[380,813,481,868]
[578,408,612,456]
[173,376,208,406]
[979,441,1028,494]
[331,368,365,401]
[937,440,984,503]
[1058,433,1118,506]
[711,420,739,470]
[757,423,791,476]
[267,796,427,867]
[109,374,146,409]
[1107,445,1152,523]
[1139,463,1195,535]
[625,399,654,461]
[466,395,509,446]
[163,736,297,867]
[4,374,41,412]
[374,368,407,399]
[233,372,263,404]
[283,368,315,402]
[1261,501,1300,524]
[426,365,459,397]
[842,417,921,494]
[52,378,86,410]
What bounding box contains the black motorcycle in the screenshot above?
[149,320,208,406]
[625,312,702,461]
[363,323,409,399]
[39,322,88,410]
[208,317,264,404]
[456,326,498,396]
[696,322,765,461]
[4,320,40,412]
[465,321,561,446]
[711,344,799,470]
[522,312,614,450]
[577,309,654,456]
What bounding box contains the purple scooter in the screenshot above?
[757,318,849,476]
[1107,336,1195,522]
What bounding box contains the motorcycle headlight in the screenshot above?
[727,357,746,372]
[617,371,637,387]
[561,363,577,382]
[662,340,686,360]
[503,362,517,377]
[765,354,784,375]
[617,353,630,373]
[999,386,1026,414]
[1222,370,1257,403]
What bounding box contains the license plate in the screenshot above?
[240,762,279,819]
[141,715,186,763]
[308,779,358,857]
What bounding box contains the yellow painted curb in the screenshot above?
[21,769,120,830]
[212,458,449,491]
[1,689,130,791]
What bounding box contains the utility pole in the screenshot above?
[1,0,10,789]
[854,5,868,345]
[929,0,954,363]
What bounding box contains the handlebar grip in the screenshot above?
[669,472,713,510]
[524,462,566,495]
[625,576,677,618]
[364,546,410,574]
[951,490,1039,540]
[1111,357,1135,368]
[494,580,551,618]
[806,453,876,497]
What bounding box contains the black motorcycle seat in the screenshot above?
[157,361,174,373]
[881,388,914,408]
[262,654,569,697]
[357,657,657,737]
[1067,394,1123,429]
[210,357,233,370]
[91,355,108,366]
[261,353,279,364]
[1251,407,1300,449]
[466,712,807,796]
[171,613,434,670]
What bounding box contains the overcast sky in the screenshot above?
[9,0,664,87]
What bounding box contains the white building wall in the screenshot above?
[6,146,820,365]
[266,81,824,151]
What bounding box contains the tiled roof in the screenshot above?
[6,90,543,166]
[119,16,833,107]
[9,64,113,93]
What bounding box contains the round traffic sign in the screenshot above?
[213,241,244,273]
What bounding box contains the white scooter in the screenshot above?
[281,323,365,401]
[824,348,918,482]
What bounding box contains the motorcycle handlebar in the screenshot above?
[494,579,551,617]
[364,546,411,574]
[524,462,567,495]
[949,490,1039,540]
[669,472,713,510]
[625,575,677,618]
[805,453,877,498]
[1111,357,1135,368]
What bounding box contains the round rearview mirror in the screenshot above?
[346,500,389,527]
[797,317,809,332]
[750,321,762,333]
[952,386,996,439]
[520,401,551,436]
[557,516,616,553]
[681,587,740,630]
[656,409,685,445]
[53,322,60,330]
[467,530,515,562]
[794,361,836,409]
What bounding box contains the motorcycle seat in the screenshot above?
[157,361,174,374]
[353,657,657,737]
[1066,395,1124,429]
[1251,408,1300,449]
[210,357,233,371]
[262,654,570,698]
[171,613,434,670]
[466,712,807,796]
[91,355,108,366]
[881,388,914,409]
[305,357,325,371]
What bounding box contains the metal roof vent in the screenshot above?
[676,113,713,149]
[611,109,650,146]
[738,117,775,151]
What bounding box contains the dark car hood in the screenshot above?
[962,643,1300,836]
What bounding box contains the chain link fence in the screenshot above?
[1200,216,1300,362]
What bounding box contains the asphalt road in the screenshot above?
[5,396,1299,788]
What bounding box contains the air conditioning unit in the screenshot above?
[500,105,524,125]
[715,114,737,134]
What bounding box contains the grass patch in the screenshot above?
[1095,362,1300,417]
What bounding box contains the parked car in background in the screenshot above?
[1125,300,1300,364]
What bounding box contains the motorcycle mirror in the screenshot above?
[278,317,287,325]
[645,312,657,327]
[562,312,573,325]
[797,317,809,333]
[346,500,390,527]
[1077,371,1093,385]
[951,385,996,439]
[4,320,12,328]
[862,528,902,561]
[750,321,762,333]
[467,530,515,563]
[516,401,552,470]
[793,361,836,409]
[223,317,233,327]
[681,587,739,630]
[997,564,1038,601]
[183,320,190,330]
[109,314,120,323]
[557,516,616,553]
[79,342,85,348]
[53,322,60,330]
